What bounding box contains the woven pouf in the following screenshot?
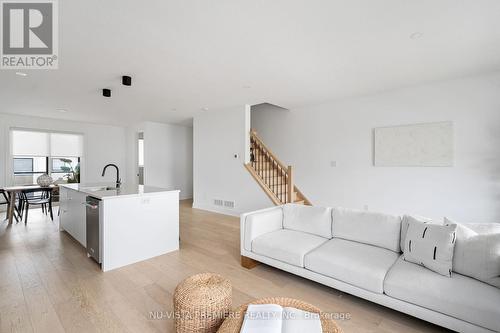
[174,273,232,333]
[217,297,342,333]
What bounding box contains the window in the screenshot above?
[13,158,34,173]
[50,157,80,183]
[11,129,83,185]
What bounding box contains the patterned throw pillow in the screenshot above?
[403,216,457,277]
[400,215,435,251]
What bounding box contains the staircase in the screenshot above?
[245,130,312,206]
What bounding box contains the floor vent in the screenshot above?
[214,199,224,206]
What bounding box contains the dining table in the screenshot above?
[2,184,57,225]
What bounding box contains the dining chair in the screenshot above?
[1,189,21,223]
[20,188,53,224]
[1,189,8,221]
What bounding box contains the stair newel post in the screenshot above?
[287,165,294,203]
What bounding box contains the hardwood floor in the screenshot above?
[0,201,449,333]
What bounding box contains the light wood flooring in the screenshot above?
[0,200,449,332]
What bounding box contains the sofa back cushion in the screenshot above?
[283,204,332,239]
[450,219,500,288]
[333,207,402,252]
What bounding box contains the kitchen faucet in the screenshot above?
[102,164,121,188]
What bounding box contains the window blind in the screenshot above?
[11,129,83,157]
[11,130,50,156]
[50,132,83,157]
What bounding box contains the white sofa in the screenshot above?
[240,204,500,333]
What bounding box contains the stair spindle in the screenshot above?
[287,165,294,203]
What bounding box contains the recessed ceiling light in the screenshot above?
[243,85,251,89]
[201,107,209,111]
[410,32,424,40]
[57,109,67,113]
[15,72,28,77]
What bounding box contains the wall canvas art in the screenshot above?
[374,122,453,167]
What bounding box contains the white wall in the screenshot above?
[0,113,127,187]
[0,115,193,202]
[193,105,272,215]
[252,73,500,222]
[142,121,193,200]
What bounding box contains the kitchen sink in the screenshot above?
[83,186,118,192]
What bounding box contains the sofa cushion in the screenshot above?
[384,257,500,332]
[403,218,457,277]
[466,222,500,234]
[449,220,500,288]
[283,204,332,239]
[333,207,401,252]
[252,229,328,267]
[304,238,400,293]
[243,206,283,251]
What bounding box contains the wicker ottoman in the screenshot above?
[174,273,232,333]
[217,297,342,333]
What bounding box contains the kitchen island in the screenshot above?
[59,183,179,272]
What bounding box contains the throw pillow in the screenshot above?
[400,215,436,252]
[403,217,457,277]
[447,218,500,288]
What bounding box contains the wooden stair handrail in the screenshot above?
[248,129,312,206]
[250,130,288,171]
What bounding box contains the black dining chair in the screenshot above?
[1,189,8,221]
[1,189,22,223]
[20,188,53,224]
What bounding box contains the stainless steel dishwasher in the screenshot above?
[85,196,101,263]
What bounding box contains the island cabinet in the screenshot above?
[59,186,87,246]
[58,183,180,272]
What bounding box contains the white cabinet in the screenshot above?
[59,187,87,246]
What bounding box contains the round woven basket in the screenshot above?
[174,273,232,333]
[217,297,342,333]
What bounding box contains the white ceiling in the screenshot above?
[1,0,500,126]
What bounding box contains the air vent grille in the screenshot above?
[224,200,235,209]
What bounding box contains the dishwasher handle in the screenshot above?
[82,202,99,210]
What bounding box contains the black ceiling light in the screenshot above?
[122,75,132,86]
[103,88,111,97]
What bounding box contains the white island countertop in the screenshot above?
[59,183,180,200]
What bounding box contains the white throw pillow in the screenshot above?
[403,217,457,277]
[447,218,500,288]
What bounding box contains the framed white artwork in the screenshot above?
[374,122,453,167]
